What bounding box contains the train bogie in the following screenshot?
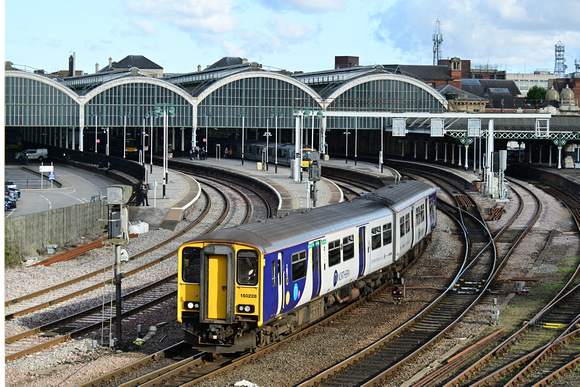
[178,179,437,353]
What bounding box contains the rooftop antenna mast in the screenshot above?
[433,19,443,65]
[554,41,567,76]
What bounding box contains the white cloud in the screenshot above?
[130,20,158,37]
[372,0,580,71]
[258,0,345,13]
[287,0,345,12]
[125,0,239,34]
[268,13,315,40]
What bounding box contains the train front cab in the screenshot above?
[301,147,319,169]
[178,242,262,352]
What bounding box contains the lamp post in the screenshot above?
[203,112,212,156]
[90,112,102,153]
[141,120,149,166]
[263,130,271,171]
[239,112,249,165]
[145,111,155,173]
[154,103,175,198]
[270,112,283,173]
[344,130,351,163]
[104,127,110,155]
[354,117,358,165]
[120,112,131,158]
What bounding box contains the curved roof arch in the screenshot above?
[83,76,195,106]
[195,70,323,107]
[6,70,82,105]
[325,72,448,110]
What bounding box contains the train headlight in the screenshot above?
[237,304,255,313]
[184,301,200,310]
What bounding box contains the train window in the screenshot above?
[328,239,341,266]
[343,235,355,261]
[371,227,382,250]
[271,261,276,286]
[405,214,411,233]
[182,246,201,283]
[291,251,307,281]
[383,223,392,245]
[400,217,406,237]
[237,250,259,286]
[416,204,425,223]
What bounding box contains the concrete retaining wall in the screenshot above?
[5,200,107,257]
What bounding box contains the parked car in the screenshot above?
[15,148,48,162]
[5,180,17,189]
[5,195,17,209]
[5,186,21,198]
[5,189,18,202]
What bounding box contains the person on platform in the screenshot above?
[141,181,149,206]
[224,147,229,159]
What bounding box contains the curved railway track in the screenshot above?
[5,173,272,361]
[296,167,547,386]
[409,177,580,386]
[439,181,580,387]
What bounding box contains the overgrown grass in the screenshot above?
[4,237,22,268]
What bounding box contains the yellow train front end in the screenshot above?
[178,241,263,353]
[301,147,319,169]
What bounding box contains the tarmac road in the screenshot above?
[5,164,118,218]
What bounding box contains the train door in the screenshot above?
[200,245,234,324]
[207,254,227,320]
[277,252,283,315]
[310,241,321,298]
[358,227,366,277]
[429,194,437,230]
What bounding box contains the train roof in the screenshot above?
[192,180,435,254]
[367,179,437,211]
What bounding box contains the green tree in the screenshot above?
[525,85,547,105]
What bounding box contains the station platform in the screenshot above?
[130,156,483,230]
[10,157,577,233]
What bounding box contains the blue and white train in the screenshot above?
[177,179,437,352]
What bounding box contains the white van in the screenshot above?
[15,148,48,162]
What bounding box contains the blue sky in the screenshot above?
[5,0,580,76]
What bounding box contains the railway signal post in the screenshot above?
[392,272,404,305]
[106,185,132,348]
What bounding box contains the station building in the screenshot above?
[4,55,580,168]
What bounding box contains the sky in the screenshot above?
[4,0,580,76]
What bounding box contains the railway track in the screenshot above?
[295,193,491,385]
[408,177,580,386]
[438,180,580,387]
[5,174,271,361]
[295,167,548,386]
